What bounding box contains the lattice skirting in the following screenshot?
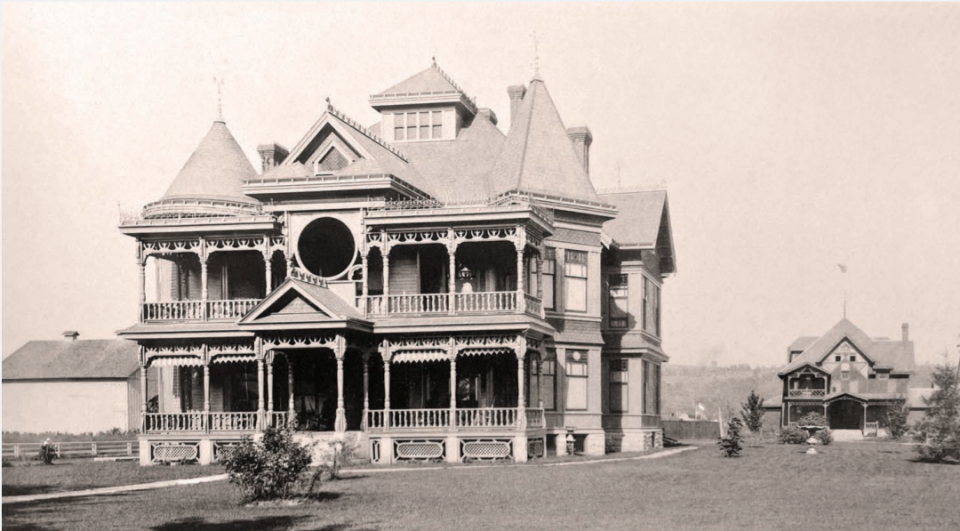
[151,442,200,464]
[527,437,545,459]
[394,439,445,461]
[213,441,242,463]
[461,439,513,462]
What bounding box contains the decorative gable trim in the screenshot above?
[284,103,408,168]
[239,279,343,325]
[820,338,873,365]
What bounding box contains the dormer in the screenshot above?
[370,62,478,143]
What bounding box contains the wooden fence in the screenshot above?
[662,420,720,440]
[2,440,138,460]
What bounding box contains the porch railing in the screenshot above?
[144,413,206,433]
[207,299,261,320]
[142,301,204,321]
[526,408,545,428]
[387,294,449,314]
[524,293,542,317]
[455,291,517,313]
[390,409,451,429]
[268,412,290,429]
[141,299,262,322]
[209,412,259,431]
[788,389,826,397]
[456,408,519,429]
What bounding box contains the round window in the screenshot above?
[296,217,356,278]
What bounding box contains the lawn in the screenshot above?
[2,460,224,497]
[3,441,959,531]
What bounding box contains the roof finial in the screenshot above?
[213,75,224,122]
[530,31,543,79]
[432,55,437,67]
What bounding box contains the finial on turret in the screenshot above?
[432,55,437,67]
[213,75,225,122]
[530,31,543,80]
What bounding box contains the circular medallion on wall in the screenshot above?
[296,216,356,279]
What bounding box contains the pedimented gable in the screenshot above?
[239,278,366,329]
[285,114,376,169]
[823,339,871,365]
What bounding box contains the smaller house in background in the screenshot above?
[764,318,929,436]
[2,332,141,434]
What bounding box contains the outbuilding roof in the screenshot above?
[779,318,916,376]
[3,339,138,380]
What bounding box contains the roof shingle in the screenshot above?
[3,340,138,380]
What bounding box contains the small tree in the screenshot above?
[886,400,910,441]
[740,390,765,435]
[915,362,960,463]
[219,426,313,503]
[718,417,744,457]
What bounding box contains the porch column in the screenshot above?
[449,351,457,416]
[536,254,544,318]
[383,357,392,431]
[863,403,868,432]
[286,253,294,279]
[203,362,210,432]
[137,254,146,323]
[287,357,295,426]
[447,239,457,315]
[360,249,369,318]
[516,246,525,313]
[140,357,148,433]
[382,238,391,300]
[362,351,370,419]
[517,337,527,426]
[335,354,346,433]
[447,340,460,463]
[263,251,273,295]
[537,354,543,409]
[200,257,209,321]
[823,403,828,421]
[257,358,265,432]
[267,353,275,425]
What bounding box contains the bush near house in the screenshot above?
[218,426,313,503]
[718,417,744,457]
[778,425,809,445]
[915,363,960,463]
[886,401,910,441]
[796,412,827,428]
[814,428,833,446]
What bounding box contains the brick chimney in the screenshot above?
[478,108,498,126]
[567,126,593,176]
[902,323,909,343]
[507,85,526,129]
[257,143,289,173]
[63,331,79,342]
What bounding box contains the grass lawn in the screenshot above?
[4,441,959,531]
[2,460,224,497]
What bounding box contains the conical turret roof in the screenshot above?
[161,120,258,204]
[487,77,602,203]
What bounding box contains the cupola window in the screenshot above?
[393,111,443,141]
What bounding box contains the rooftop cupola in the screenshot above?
[143,119,260,218]
[370,60,478,143]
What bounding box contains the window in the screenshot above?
[835,355,841,362]
[542,248,556,310]
[849,355,856,362]
[642,277,648,330]
[393,111,443,141]
[643,277,661,336]
[541,355,557,411]
[608,274,629,328]
[654,284,661,336]
[609,359,628,412]
[565,350,589,410]
[394,113,405,141]
[565,250,588,312]
[841,371,850,380]
[642,360,660,415]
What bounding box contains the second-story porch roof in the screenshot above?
[238,278,372,333]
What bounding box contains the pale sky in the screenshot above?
[3,3,959,366]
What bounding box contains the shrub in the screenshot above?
[814,428,833,446]
[320,437,359,480]
[796,412,827,428]
[38,439,58,464]
[219,426,313,503]
[886,401,910,441]
[740,390,765,434]
[915,362,960,463]
[718,417,744,457]
[779,425,809,445]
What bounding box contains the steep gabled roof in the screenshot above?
[486,77,603,204]
[779,318,916,376]
[598,190,676,274]
[3,340,139,380]
[162,121,258,203]
[399,113,506,201]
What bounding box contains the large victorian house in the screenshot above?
[775,318,920,435]
[118,63,676,465]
